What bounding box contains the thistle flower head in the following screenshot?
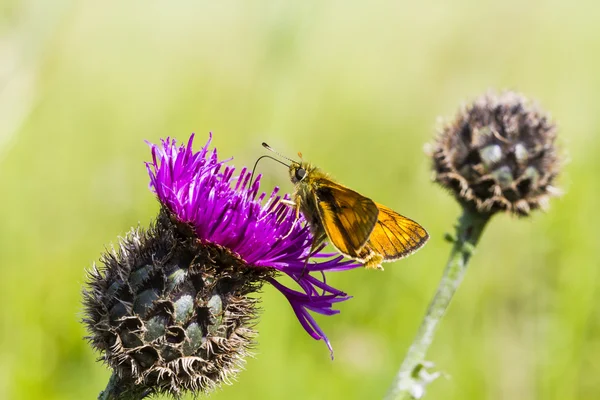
[431,91,561,216]
[83,134,358,397]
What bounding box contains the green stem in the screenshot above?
[98,373,149,400]
[384,206,491,400]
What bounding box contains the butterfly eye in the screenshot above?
[295,168,306,181]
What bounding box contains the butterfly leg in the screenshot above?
[280,198,301,240]
[300,252,311,277]
[301,241,318,276]
[280,199,297,208]
[300,231,327,277]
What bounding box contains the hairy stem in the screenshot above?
[384,206,491,400]
[98,373,149,400]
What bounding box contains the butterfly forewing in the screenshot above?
[314,180,379,257]
[363,203,429,261]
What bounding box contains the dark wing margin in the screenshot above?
[365,203,429,261]
[314,181,379,257]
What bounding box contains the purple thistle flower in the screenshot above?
[146,132,359,356]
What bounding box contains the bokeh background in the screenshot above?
[1,1,599,399]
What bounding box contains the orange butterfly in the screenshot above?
[260,143,429,269]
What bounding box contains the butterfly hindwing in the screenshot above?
[364,202,429,262]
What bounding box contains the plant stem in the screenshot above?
[384,206,491,400]
[98,373,149,400]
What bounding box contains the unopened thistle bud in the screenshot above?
[83,134,359,398]
[431,91,561,216]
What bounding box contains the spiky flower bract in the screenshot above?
[83,133,358,398]
[432,91,561,216]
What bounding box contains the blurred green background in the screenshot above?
[1,1,598,399]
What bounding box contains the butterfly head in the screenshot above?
[289,160,313,184]
[288,150,315,184]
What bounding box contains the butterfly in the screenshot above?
[257,143,429,269]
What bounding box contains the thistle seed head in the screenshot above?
[431,91,561,216]
[83,210,274,396]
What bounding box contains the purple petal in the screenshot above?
[146,133,361,355]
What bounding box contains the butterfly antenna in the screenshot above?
[262,142,298,164]
[249,155,290,186]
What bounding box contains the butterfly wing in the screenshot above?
[313,180,379,257]
[361,202,429,266]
